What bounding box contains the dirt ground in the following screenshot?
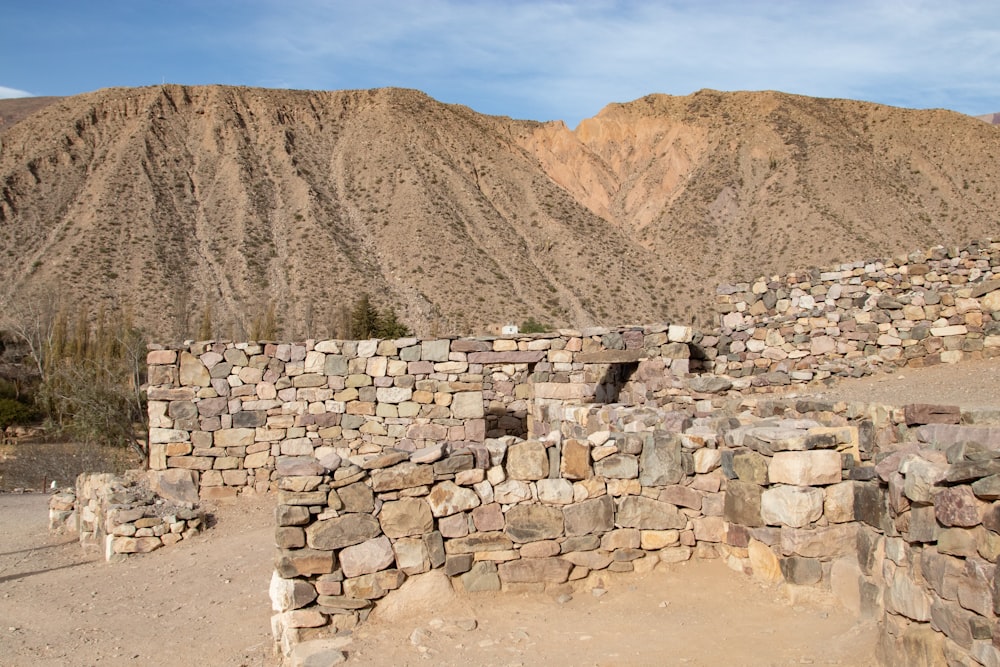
[2,356,998,666]
[0,491,876,667]
[780,357,1000,409]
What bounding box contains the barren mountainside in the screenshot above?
[1,85,998,340]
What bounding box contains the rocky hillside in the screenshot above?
[1,85,998,339]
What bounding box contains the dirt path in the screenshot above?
[347,562,877,667]
[0,493,275,667]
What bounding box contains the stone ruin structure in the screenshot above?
[48,469,205,560]
[138,240,1000,665]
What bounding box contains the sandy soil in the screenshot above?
[6,357,998,666]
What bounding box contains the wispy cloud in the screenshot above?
[0,86,33,99]
[231,0,1000,125]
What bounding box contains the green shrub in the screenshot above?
[520,317,549,334]
[0,398,37,430]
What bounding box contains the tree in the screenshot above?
[0,288,64,381]
[349,294,380,339]
[36,310,149,463]
[347,295,412,339]
[376,305,410,338]
[0,290,149,463]
[197,302,213,341]
[249,301,278,340]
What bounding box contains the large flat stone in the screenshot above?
[427,481,481,517]
[904,404,961,426]
[594,454,639,479]
[639,434,684,486]
[444,532,513,554]
[275,549,335,578]
[461,561,502,592]
[562,495,614,536]
[339,536,395,578]
[306,514,382,550]
[505,504,565,543]
[761,485,824,528]
[724,480,764,527]
[497,558,573,584]
[780,524,858,558]
[768,450,842,486]
[467,351,547,364]
[936,486,984,527]
[370,462,435,492]
[146,469,199,504]
[451,391,485,419]
[505,441,549,480]
[378,498,434,538]
[616,496,685,530]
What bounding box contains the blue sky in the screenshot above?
[2,1,998,127]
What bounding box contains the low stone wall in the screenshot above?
[145,328,700,500]
[73,471,205,561]
[266,395,868,655]
[713,240,1000,382]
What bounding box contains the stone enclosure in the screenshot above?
[139,240,1000,665]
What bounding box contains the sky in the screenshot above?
[2,1,998,127]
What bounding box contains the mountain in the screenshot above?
[1,85,998,340]
[977,112,1000,125]
[0,96,61,130]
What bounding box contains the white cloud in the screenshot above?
[215,0,1000,123]
[0,86,33,99]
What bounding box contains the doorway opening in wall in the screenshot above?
[484,362,536,440]
[595,362,639,404]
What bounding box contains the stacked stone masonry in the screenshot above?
[714,240,1000,383]
[142,240,1000,665]
[145,326,702,499]
[69,471,206,561]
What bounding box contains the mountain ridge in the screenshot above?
[1,85,998,339]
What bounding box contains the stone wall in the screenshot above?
[73,470,205,561]
[266,389,1000,666]
[141,239,1000,664]
[145,328,700,500]
[712,240,1000,383]
[145,243,1000,501]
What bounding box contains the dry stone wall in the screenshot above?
[138,239,1000,664]
[266,400,866,655]
[71,471,205,561]
[713,240,1000,383]
[145,328,700,500]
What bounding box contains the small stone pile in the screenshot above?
[48,489,77,532]
[74,471,205,560]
